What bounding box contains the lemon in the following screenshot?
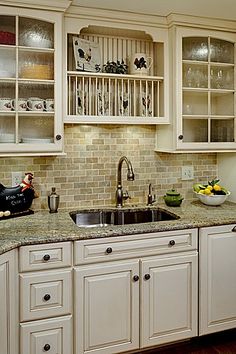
[204,188,212,195]
[213,184,221,192]
[198,190,205,194]
[206,185,213,191]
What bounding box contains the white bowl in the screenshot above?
[195,191,230,206]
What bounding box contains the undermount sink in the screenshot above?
[69,208,179,228]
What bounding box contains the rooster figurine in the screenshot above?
[0,172,38,217]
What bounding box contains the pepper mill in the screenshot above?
[48,187,59,213]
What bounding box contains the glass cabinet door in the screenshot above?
[0,10,62,154]
[180,35,235,148]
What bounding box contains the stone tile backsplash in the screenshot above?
[0,125,217,210]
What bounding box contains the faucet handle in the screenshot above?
[123,190,131,201]
[147,183,156,205]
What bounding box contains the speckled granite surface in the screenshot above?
[1,200,236,255]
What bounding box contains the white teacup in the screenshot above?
[45,98,54,112]
[129,52,153,75]
[0,98,13,111]
[27,97,44,111]
[13,98,27,111]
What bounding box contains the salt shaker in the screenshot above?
[48,187,59,213]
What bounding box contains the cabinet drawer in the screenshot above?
[74,229,198,265]
[20,269,72,322]
[19,242,72,272]
[20,315,72,354]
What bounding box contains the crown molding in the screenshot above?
[0,0,72,12]
[65,5,168,29]
[167,13,236,32]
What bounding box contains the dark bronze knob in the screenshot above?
[44,344,51,351]
[56,134,62,141]
[106,247,112,254]
[43,294,51,301]
[232,226,236,232]
[178,135,183,140]
[144,274,150,280]
[133,275,139,282]
[169,240,176,246]
[43,254,50,261]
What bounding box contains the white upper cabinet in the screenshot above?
[0,6,64,156]
[64,11,169,125]
[156,24,236,152]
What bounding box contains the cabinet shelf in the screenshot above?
[67,70,164,81]
[18,78,54,84]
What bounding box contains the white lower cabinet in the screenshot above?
[199,224,236,335]
[74,229,198,354]
[20,315,72,354]
[0,249,18,354]
[74,260,140,354]
[141,252,198,348]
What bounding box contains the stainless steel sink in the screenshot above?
[70,208,179,228]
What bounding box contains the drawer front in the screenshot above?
[74,229,198,265]
[20,269,72,322]
[19,242,72,272]
[20,315,72,354]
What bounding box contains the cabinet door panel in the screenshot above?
[141,252,198,348]
[74,260,139,354]
[0,249,18,354]
[199,224,236,335]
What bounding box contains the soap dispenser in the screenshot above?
[48,187,59,213]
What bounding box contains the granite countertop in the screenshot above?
[1,200,236,255]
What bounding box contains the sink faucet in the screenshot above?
[115,156,135,208]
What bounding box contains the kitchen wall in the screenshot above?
[0,125,217,210]
[218,152,236,202]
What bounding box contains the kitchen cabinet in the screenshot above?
[19,242,73,354]
[0,5,64,156]
[156,24,236,152]
[64,11,169,125]
[0,249,18,354]
[199,224,236,335]
[74,260,140,354]
[141,252,198,347]
[74,229,198,353]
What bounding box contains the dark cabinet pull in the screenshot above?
[144,274,151,280]
[133,275,139,282]
[232,226,236,232]
[106,247,112,254]
[43,294,51,301]
[43,254,51,261]
[56,134,62,141]
[169,240,176,246]
[44,344,51,351]
[178,135,183,140]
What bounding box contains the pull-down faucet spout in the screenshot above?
[115,156,135,208]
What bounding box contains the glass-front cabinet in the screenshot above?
[156,26,236,152]
[0,7,63,156]
[178,28,236,150]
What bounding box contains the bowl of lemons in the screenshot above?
[193,179,230,206]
